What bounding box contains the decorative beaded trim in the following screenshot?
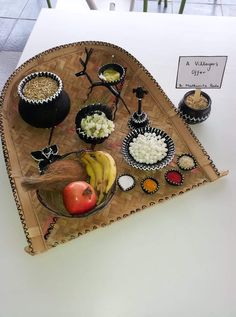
[0,134,35,254]
[179,111,210,124]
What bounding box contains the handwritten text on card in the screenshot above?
[176,56,227,89]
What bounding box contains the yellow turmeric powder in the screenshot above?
[142,178,158,193]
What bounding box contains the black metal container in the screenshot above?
[18,71,70,128]
[178,90,211,124]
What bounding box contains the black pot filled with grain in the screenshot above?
[17,71,70,128]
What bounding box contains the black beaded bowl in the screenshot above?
[18,71,70,128]
[75,103,114,145]
[98,63,125,85]
[177,153,197,171]
[178,90,211,125]
[36,151,116,218]
[122,126,175,171]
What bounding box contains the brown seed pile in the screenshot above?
[23,76,58,100]
[185,94,208,110]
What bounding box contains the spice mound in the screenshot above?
[185,94,208,110]
[177,154,196,171]
[117,174,135,192]
[23,77,58,100]
[100,68,121,82]
[141,177,159,194]
[165,170,184,186]
[129,132,168,164]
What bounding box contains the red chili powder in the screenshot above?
[166,170,182,184]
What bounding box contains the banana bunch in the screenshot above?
[80,150,117,204]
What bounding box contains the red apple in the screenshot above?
[63,181,97,214]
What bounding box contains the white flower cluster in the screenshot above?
[129,132,168,164]
[81,112,115,138]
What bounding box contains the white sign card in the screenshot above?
[176,56,227,89]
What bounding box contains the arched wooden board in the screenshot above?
[0,41,227,254]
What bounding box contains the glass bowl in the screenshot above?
[36,151,116,218]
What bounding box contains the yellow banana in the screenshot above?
[93,151,110,188]
[82,152,104,194]
[80,157,96,187]
[94,151,117,193]
[103,152,117,193]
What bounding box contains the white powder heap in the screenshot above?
[118,175,134,191]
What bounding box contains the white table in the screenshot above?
[1,9,236,317]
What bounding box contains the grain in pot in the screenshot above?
[23,76,58,100]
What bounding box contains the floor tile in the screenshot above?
[20,0,57,18]
[20,0,44,19]
[0,0,28,18]
[0,18,16,50]
[0,51,22,92]
[3,19,35,51]
[173,3,223,15]
[222,4,236,15]
[134,0,173,12]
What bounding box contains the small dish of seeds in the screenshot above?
[177,153,197,171]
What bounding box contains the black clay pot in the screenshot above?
[18,71,70,128]
[98,63,125,85]
[178,90,211,125]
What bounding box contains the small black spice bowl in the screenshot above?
[178,90,211,124]
[98,63,125,85]
[75,103,114,145]
[18,71,70,128]
[141,177,159,194]
[164,169,184,186]
[117,174,136,192]
[177,153,197,171]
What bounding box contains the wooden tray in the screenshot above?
[0,41,227,255]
